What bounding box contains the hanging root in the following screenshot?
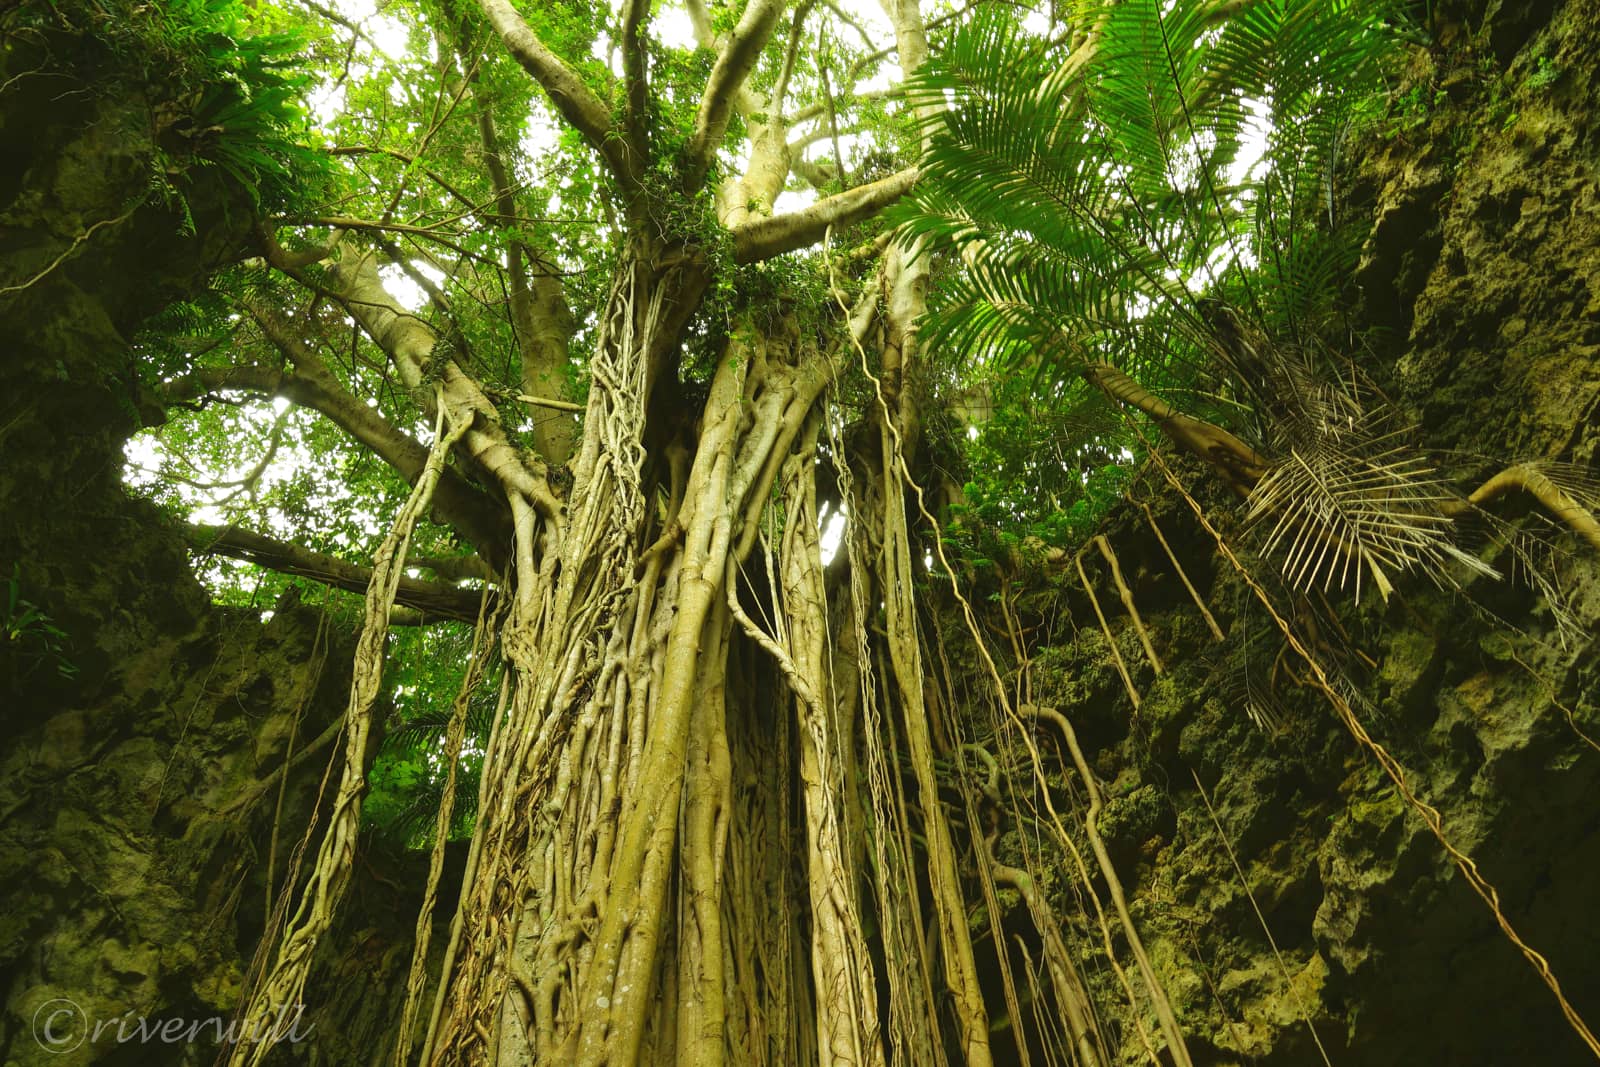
[1077,551,1142,708]
[827,230,1204,1065]
[1027,704,1195,1067]
[1500,643,1600,758]
[984,837,1107,1067]
[393,591,501,1066]
[419,670,511,1063]
[229,391,473,1067]
[1141,501,1225,641]
[1095,534,1163,674]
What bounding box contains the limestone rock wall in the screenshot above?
[1004,2,1600,1062]
[0,16,435,1064]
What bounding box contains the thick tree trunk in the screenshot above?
[416,250,838,1063]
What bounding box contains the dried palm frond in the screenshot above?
[1466,460,1600,554]
[1224,595,1373,733]
[1246,441,1494,601]
[1243,681,1287,734]
[1368,452,1600,649]
[1524,459,1600,507]
[1470,505,1591,649]
[1239,349,1499,602]
[1206,600,1288,732]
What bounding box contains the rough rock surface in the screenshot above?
[0,22,436,1066]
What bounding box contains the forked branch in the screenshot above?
[682,0,790,189]
[157,357,511,566]
[476,0,635,183]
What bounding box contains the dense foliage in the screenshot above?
[51,0,1594,1054]
[108,0,1419,850]
[16,0,1600,1060]
[898,0,1406,569]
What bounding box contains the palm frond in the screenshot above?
[1525,459,1600,514]
[379,771,483,848]
[898,0,1404,387]
[1241,351,1499,601]
[1502,514,1588,648]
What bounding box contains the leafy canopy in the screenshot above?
[894,0,1405,563]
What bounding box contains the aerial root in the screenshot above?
[1026,704,1195,1067]
[1140,501,1225,641]
[1095,534,1163,674]
[231,391,471,1067]
[1076,551,1141,708]
[1462,462,1600,553]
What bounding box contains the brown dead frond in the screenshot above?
[1243,349,1498,603]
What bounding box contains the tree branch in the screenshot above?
[684,0,716,47]
[1082,360,1267,497]
[731,165,917,262]
[187,524,489,623]
[682,0,790,189]
[789,156,836,190]
[158,319,512,566]
[788,116,859,155]
[782,0,979,125]
[328,147,480,214]
[249,302,519,548]
[410,554,497,582]
[274,215,498,267]
[475,98,579,465]
[295,0,396,59]
[475,0,635,182]
[328,250,561,516]
[773,0,815,111]
[621,0,652,170]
